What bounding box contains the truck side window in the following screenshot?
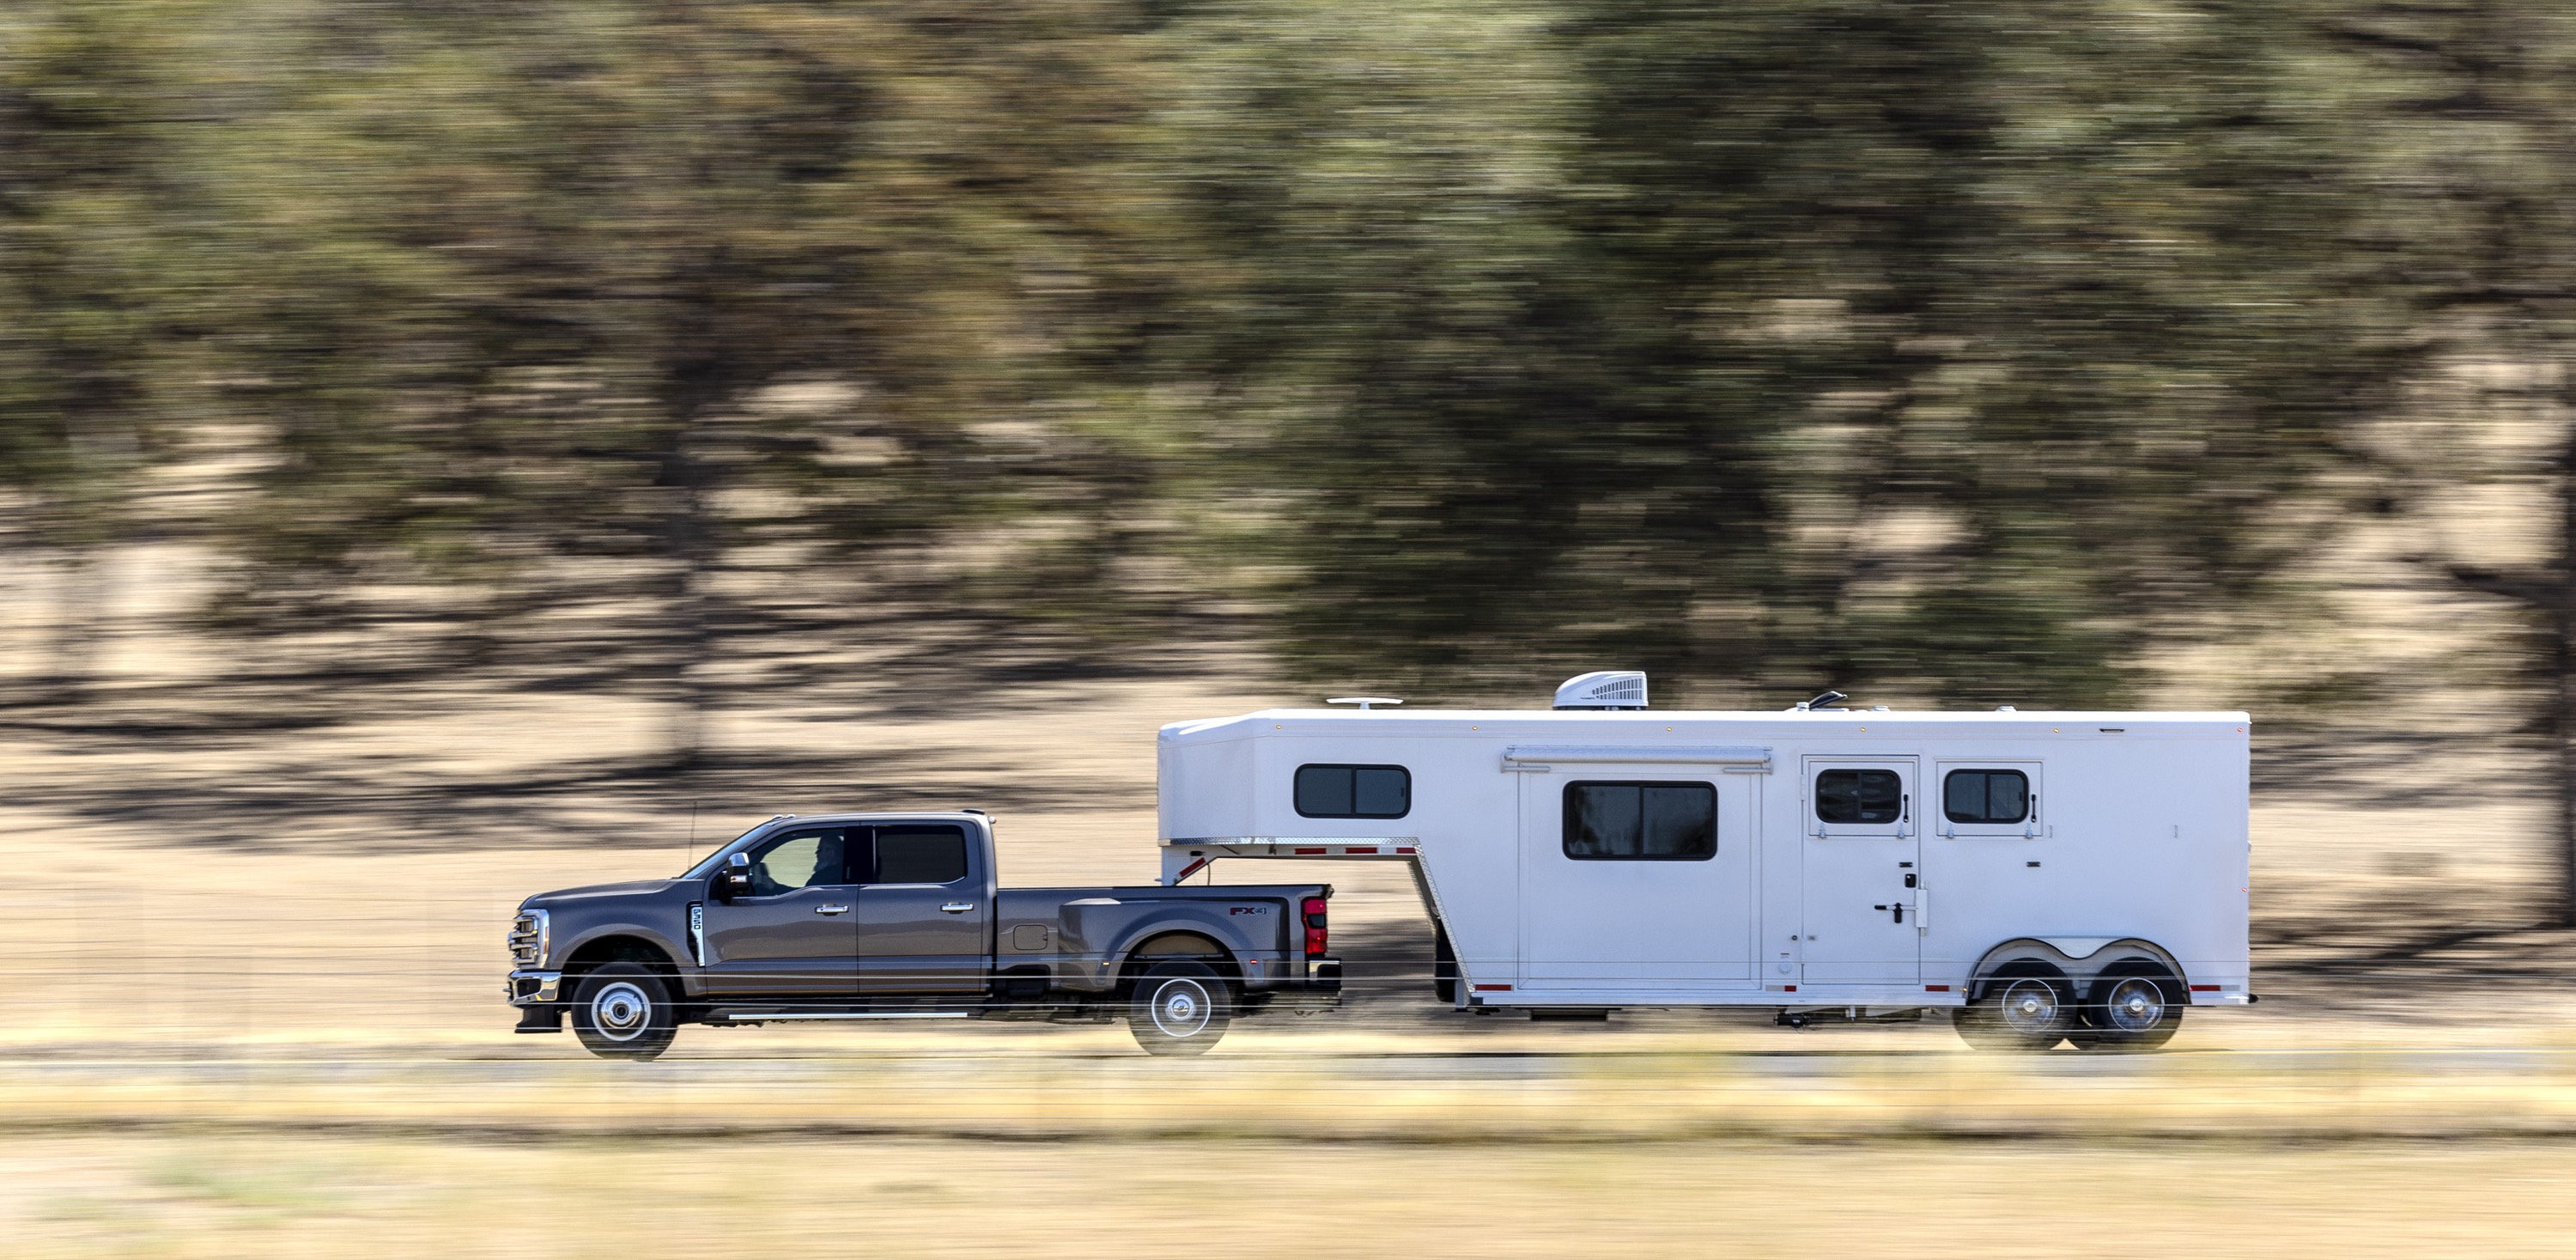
[1294,764,1411,819]
[1563,782,1716,860]
[744,828,854,896]
[873,825,969,885]
[1815,770,1901,825]
[1943,769,2030,824]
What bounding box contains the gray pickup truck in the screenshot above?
[505,810,1340,1058]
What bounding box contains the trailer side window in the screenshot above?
[1815,770,1902,825]
[1942,770,2030,824]
[1563,782,1716,861]
[1295,764,1411,819]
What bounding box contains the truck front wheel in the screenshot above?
[1128,961,1233,1056]
[570,962,677,1060]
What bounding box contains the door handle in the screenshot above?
[941,902,976,914]
[815,904,849,916]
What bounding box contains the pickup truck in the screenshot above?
[504,810,1340,1059]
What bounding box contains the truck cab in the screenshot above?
[505,811,1339,1059]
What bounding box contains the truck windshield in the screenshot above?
[680,823,777,879]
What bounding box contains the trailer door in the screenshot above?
[1519,764,1758,995]
[1799,757,1921,987]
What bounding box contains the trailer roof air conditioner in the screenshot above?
[1553,670,1648,710]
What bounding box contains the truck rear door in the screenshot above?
[854,821,991,994]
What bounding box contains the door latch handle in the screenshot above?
[815,904,849,916]
[941,902,976,914]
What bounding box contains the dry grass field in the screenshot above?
[5,523,2576,1257]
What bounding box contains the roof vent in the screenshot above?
[1554,671,1648,710]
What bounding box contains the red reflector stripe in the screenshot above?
[2189,984,2221,992]
[1473,983,1512,992]
[1783,984,1795,991]
[1924,984,1950,992]
[1396,847,1417,854]
[1292,847,1325,855]
[1346,847,1378,855]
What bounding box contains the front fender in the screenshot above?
[550,917,696,986]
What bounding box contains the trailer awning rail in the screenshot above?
[1500,745,1771,771]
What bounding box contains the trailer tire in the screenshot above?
[1128,961,1232,1056]
[569,962,677,1061]
[2075,960,2185,1052]
[1953,962,2075,1052]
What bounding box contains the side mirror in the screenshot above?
[714,850,751,904]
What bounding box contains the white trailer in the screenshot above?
[1156,673,2251,1050]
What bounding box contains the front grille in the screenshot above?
[508,910,547,967]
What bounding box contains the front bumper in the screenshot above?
[505,970,562,1007]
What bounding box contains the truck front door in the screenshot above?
[701,825,860,1000]
[1798,758,1922,989]
[855,821,991,994]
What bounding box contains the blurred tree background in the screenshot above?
[10,1,2576,903]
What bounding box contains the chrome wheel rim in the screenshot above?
[1998,977,2062,1035]
[591,981,652,1041]
[1149,978,1212,1038]
[2102,977,2166,1033]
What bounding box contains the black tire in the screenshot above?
[2076,960,2185,1052]
[1953,962,2075,1052]
[570,962,677,1060]
[1127,960,1233,1056]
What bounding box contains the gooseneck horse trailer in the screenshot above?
[1156,673,2251,1050]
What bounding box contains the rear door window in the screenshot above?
[872,824,969,885]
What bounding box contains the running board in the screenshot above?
[720,1010,975,1021]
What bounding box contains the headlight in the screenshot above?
[508,909,550,967]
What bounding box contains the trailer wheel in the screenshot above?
[1128,961,1233,1056]
[1953,962,2074,1052]
[2075,960,2185,1052]
[569,962,677,1061]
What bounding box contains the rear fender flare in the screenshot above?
[1106,910,1267,976]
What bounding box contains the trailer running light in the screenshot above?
[1302,896,1328,957]
[2189,984,2221,992]
[1924,984,1950,992]
[1294,847,1326,855]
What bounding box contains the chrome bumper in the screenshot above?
[505,970,563,1006]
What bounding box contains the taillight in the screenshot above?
[1302,896,1328,957]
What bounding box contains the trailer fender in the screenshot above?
[1967,937,2187,1000]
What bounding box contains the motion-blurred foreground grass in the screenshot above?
[8,1133,2576,1259]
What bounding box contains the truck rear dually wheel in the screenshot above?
[1127,960,1232,1056]
[570,962,677,1060]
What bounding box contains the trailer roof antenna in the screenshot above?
[1327,697,1404,710]
[1792,689,1850,712]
